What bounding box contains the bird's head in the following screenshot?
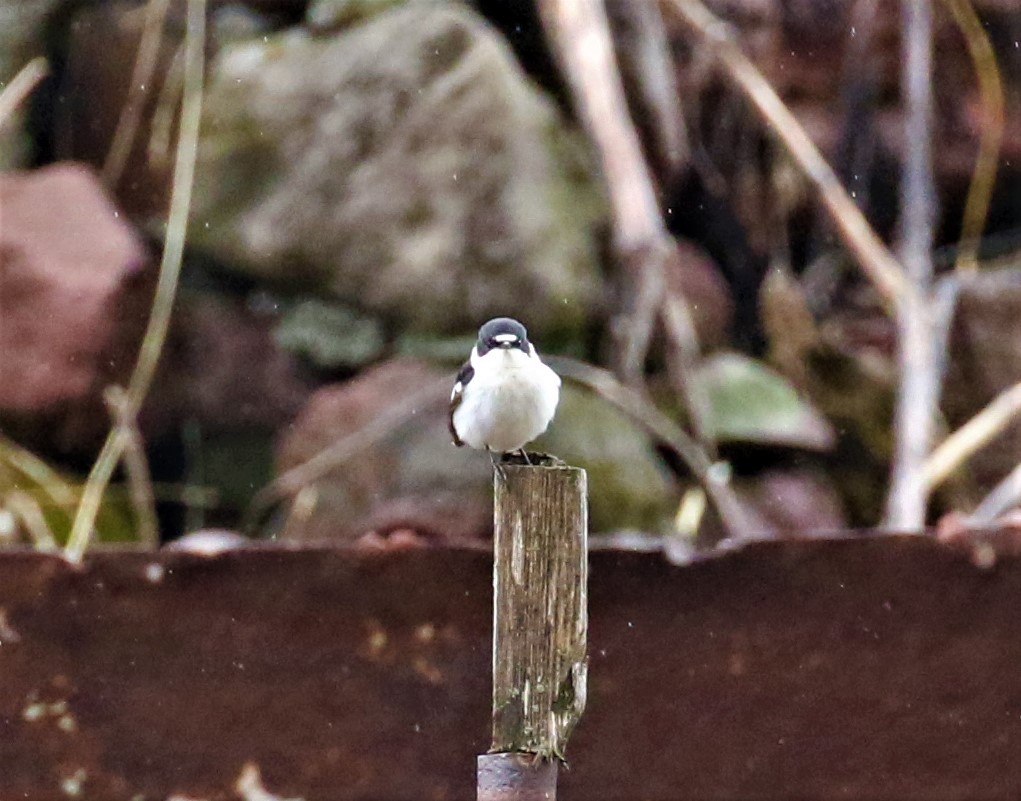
[476,317,531,357]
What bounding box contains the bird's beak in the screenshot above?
[491,334,519,349]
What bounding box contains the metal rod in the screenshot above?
[477,753,559,801]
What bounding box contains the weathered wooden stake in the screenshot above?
[478,458,588,801]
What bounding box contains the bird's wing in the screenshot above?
[448,360,474,447]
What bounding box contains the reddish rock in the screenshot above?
[735,467,847,537]
[666,238,734,348]
[274,359,491,544]
[146,291,316,434]
[0,163,153,454]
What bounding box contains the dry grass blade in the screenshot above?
[65,0,207,562]
[662,0,909,305]
[925,381,1021,492]
[661,289,715,456]
[943,0,1004,273]
[0,433,78,510]
[0,57,49,130]
[104,387,159,548]
[103,0,173,188]
[4,491,58,551]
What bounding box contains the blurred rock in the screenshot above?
[142,289,319,521]
[0,163,154,455]
[944,267,1021,495]
[275,359,490,543]
[534,385,678,532]
[273,298,386,371]
[306,0,418,31]
[275,358,678,542]
[666,238,734,348]
[190,3,605,341]
[0,0,67,168]
[149,290,317,432]
[734,467,847,537]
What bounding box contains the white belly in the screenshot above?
[453,354,560,453]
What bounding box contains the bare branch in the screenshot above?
[661,288,716,457]
[605,0,689,183]
[537,0,668,385]
[885,0,938,530]
[662,0,909,304]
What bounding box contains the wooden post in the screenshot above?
[478,457,587,801]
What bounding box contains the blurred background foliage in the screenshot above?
[0,0,1019,553]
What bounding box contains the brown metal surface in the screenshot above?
[477,753,558,801]
[1,533,1021,799]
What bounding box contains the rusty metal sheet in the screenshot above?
[1,533,1020,799]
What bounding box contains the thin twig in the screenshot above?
[928,273,962,423]
[0,57,49,130]
[885,0,938,530]
[661,289,716,457]
[971,462,1021,525]
[605,0,689,183]
[662,0,910,304]
[65,0,207,562]
[539,0,739,538]
[244,378,451,533]
[547,356,751,536]
[942,0,1004,273]
[925,381,1021,491]
[103,0,173,188]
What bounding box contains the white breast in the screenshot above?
[452,349,561,453]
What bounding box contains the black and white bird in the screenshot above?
[449,317,561,466]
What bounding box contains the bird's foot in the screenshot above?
[488,447,508,483]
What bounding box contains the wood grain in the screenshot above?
[491,463,588,760]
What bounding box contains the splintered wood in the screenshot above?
[491,463,588,761]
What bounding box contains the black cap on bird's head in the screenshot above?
[476,317,529,356]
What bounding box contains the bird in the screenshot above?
[449,317,561,469]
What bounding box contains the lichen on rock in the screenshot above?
[190,3,605,342]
